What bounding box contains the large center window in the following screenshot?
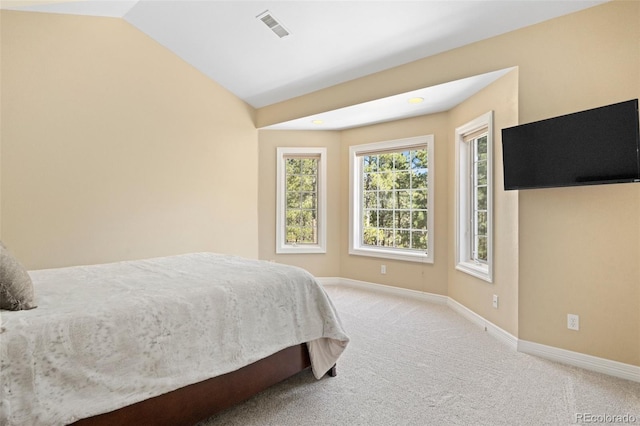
[349,136,434,263]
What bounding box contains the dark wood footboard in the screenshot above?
[72,343,312,426]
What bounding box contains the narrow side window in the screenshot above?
[276,147,326,254]
[455,112,493,282]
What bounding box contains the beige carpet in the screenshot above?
[199,285,640,425]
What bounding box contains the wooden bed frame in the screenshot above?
[72,343,335,426]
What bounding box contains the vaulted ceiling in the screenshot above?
[2,0,608,129]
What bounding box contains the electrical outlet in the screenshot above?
[567,314,579,331]
[492,294,499,309]
[380,264,386,275]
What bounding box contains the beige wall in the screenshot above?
[0,11,259,269]
[511,2,639,366]
[258,130,341,277]
[447,69,519,336]
[258,1,640,366]
[2,2,638,367]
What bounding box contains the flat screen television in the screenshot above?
[501,99,640,190]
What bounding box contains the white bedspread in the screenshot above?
[0,253,349,426]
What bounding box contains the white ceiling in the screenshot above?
[266,67,515,130]
[3,0,608,129]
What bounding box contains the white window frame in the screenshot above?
[276,147,327,254]
[455,111,494,282]
[349,135,434,263]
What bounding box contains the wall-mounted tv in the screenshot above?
[501,99,640,190]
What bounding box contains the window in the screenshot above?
[349,136,434,263]
[455,111,493,282]
[276,147,326,254]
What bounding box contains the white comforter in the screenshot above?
[0,253,349,426]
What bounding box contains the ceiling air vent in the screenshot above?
[257,10,290,38]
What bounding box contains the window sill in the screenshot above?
[456,261,492,283]
[277,245,326,254]
[349,247,433,264]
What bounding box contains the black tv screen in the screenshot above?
[502,99,640,190]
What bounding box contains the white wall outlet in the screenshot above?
[492,294,499,309]
[567,314,580,331]
[380,264,386,274]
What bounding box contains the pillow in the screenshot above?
[0,241,37,311]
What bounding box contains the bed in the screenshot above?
[0,252,349,426]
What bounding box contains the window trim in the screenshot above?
[349,135,435,263]
[276,147,327,254]
[455,111,494,282]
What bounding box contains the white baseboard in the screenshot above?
[518,340,640,383]
[446,297,518,350]
[319,277,447,305]
[319,276,639,383]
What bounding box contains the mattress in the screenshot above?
[0,253,349,426]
